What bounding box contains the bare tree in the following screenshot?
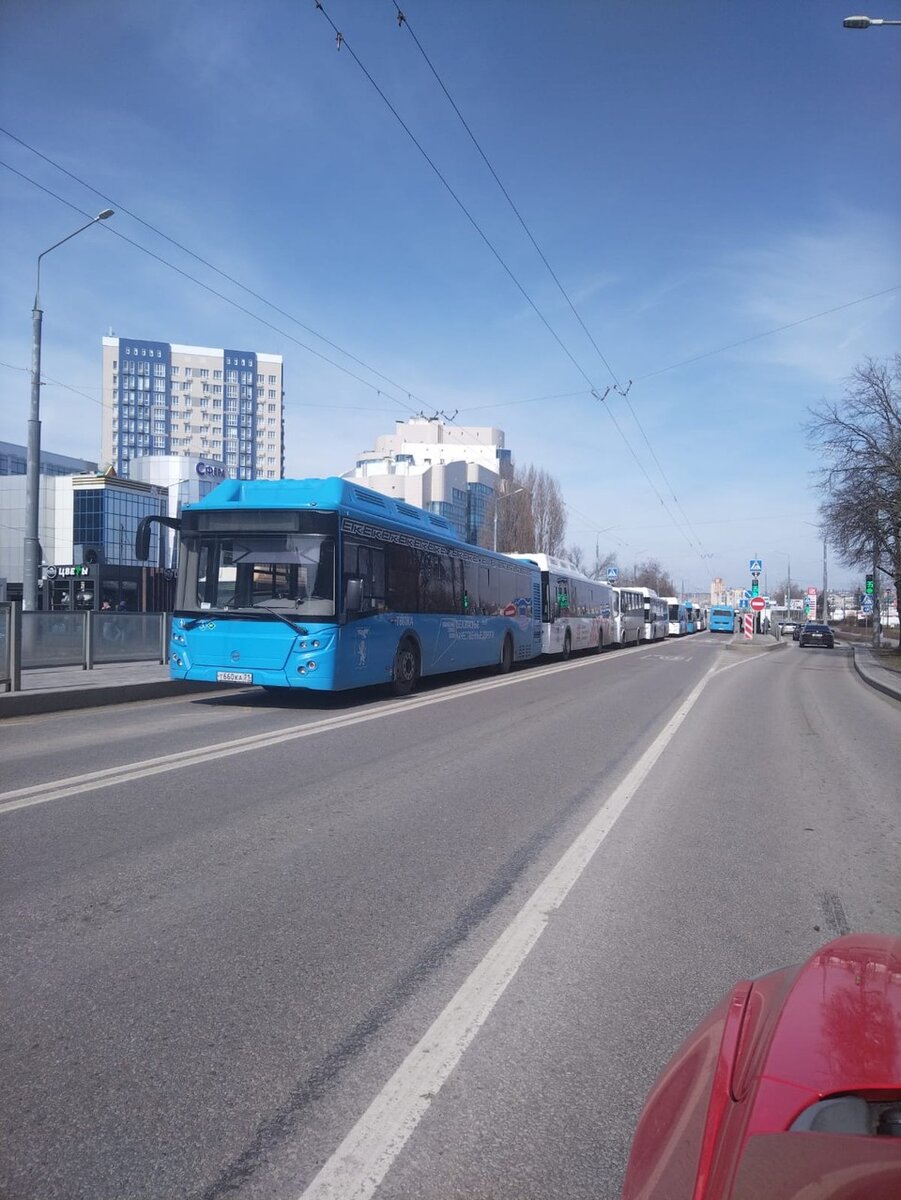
[565,544,587,572]
[621,558,676,596]
[515,464,566,556]
[807,355,901,650]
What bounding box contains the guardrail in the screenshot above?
[1,603,169,692]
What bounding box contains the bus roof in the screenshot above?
[185,476,456,535]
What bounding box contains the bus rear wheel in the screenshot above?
[392,638,420,696]
[497,634,514,675]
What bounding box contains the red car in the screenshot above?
[622,934,901,1199]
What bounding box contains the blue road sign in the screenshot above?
[749,559,763,574]
[743,589,752,600]
[606,566,619,582]
[862,596,874,613]
[738,599,750,609]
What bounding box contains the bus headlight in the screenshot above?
[307,661,317,671]
[172,653,183,667]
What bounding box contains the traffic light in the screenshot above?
[865,574,875,596]
[751,580,759,597]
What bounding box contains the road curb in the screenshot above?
[851,646,901,704]
[0,680,220,719]
[723,637,788,654]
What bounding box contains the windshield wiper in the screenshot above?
[253,605,309,636]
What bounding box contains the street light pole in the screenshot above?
[24,209,114,611]
[843,16,901,28]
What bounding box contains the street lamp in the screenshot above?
[843,15,901,27]
[493,485,527,552]
[24,208,114,611]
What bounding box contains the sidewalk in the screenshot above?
[851,644,901,704]
[0,661,219,719]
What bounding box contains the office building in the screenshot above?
[0,440,97,478]
[0,444,222,608]
[346,417,511,544]
[101,337,284,481]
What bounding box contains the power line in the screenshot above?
[382,3,705,558]
[392,1,622,389]
[0,146,438,422]
[310,1,696,553]
[633,285,901,382]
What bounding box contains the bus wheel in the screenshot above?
[562,631,572,661]
[392,638,420,696]
[497,634,514,675]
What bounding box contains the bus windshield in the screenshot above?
[180,528,337,618]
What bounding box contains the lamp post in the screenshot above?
[492,485,526,552]
[843,15,901,27]
[24,208,114,611]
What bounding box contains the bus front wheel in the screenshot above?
[392,638,420,696]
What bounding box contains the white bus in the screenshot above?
[612,585,644,646]
[635,587,668,642]
[506,554,615,657]
[662,595,688,636]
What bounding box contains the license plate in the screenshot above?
[216,671,253,683]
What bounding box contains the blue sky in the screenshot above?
[1,0,898,594]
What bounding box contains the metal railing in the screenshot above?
[1,603,168,692]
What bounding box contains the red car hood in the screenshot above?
[622,934,901,1200]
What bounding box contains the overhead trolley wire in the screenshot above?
[0,133,445,423]
[389,2,712,558]
[0,155,437,424]
[310,0,698,553]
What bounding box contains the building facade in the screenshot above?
[346,417,511,544]
[0,448,223,608]
[101,337,284,481]
[0,440,97,478]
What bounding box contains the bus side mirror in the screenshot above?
[345,578,364,613]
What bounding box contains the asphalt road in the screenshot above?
[1,635,899,1200]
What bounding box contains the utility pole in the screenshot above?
[872,546,881,649]
[822,538,828,622]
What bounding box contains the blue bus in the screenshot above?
[138,477,542,695]
[709,604,736,633]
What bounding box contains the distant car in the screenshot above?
[799,622,834,649]
[779,620,797,638]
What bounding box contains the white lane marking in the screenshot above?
[297,658,724,1200]
[0,645,649,816]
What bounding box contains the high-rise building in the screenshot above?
[101,337,284,481]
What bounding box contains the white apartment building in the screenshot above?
[345,417,512,544]
[101,337,284,481]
